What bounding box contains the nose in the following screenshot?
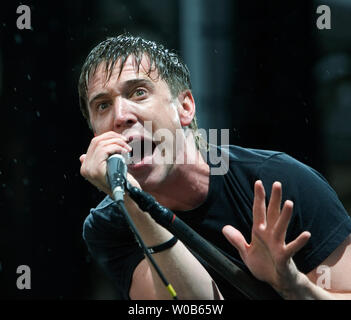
[113,97,137,130]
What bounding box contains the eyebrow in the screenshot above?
[88,78,156,107]
[88,92,109,107]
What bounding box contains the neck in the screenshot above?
[149,150,210,211]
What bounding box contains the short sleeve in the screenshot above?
[258,153,351,274]
[82,197,145,299]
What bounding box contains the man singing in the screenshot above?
[78,34,351,299]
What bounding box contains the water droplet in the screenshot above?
[14,34,22,44]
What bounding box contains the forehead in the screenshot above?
[87,54,164,96]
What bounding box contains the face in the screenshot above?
[86,54,194,190]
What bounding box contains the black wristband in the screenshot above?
[147,236,178,254]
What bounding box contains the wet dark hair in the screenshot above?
[78,35,205,147]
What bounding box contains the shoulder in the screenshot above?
[226,144,283,161]
[256,151,333,198]
[209,144,283,163]
[83,195,115,231]
[82,195,131,244]
[210,144,287,181]
[226,145,306,173]
[205,144,283,176]
[221,144,325,186]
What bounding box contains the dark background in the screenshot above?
[0,0,350,299]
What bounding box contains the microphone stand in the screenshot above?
[126,184,283,300]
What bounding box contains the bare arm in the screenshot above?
[304,234,351,299]
[125,195,223,300]
[272,234,351,299]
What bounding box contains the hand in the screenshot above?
[126,172,140,188]
[79,131,132,196]
[222,180,311,293]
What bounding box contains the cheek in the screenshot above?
[91,113,114,134]
[155,102,181,128]
[136,100,178,129]
[168,105,182,130]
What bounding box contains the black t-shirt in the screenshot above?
[82,145,351,299]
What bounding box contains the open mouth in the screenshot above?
[127,137,157,166]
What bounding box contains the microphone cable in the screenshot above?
[114,201,178,300]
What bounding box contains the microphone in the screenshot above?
[107,154,128,202]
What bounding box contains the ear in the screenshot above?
[177,90,196,127]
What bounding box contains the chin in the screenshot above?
[134,164,172,193]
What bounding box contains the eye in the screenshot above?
[132,88,147,98]
[97,102,110,112]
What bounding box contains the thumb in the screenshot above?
[126,172,141,188]
[79,154,86,164]
[222,225,249,262]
